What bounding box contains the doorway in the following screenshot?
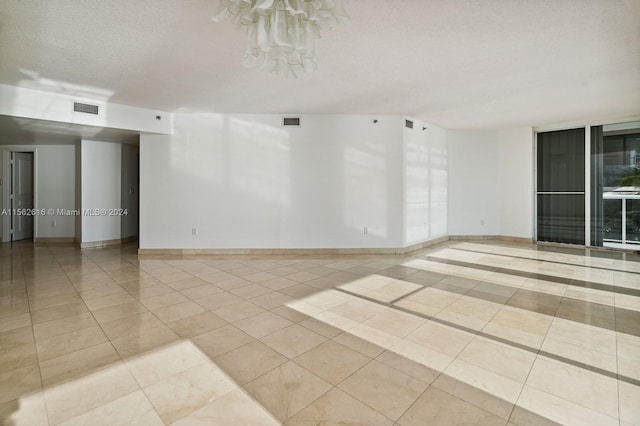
[2,150,35,242]
[535,121,640,251]
[600,126,640,250]
[536,128,586,245]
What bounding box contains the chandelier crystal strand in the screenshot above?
[212,0,349,77]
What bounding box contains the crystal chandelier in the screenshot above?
[212,0,349,78]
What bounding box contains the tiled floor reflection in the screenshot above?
[1,240,639,425]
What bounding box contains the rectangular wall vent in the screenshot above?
[283,117,301,127]
[405,119,414,129]
[73,102,99,115]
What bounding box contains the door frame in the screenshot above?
[2,147,38,242]
[533,119,640,249]
[534,126,590,246]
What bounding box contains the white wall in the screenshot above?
[447,130,501,236]
[140,114,405,249]
[498,127,534,239]
[121,143,139,239]
[0,121,529,246]
[404,119,448,245]
[0,145,76,240]
[81,140,121,243]
[447,128,534,239]
[37,146,77,238]
[0,84,172,135]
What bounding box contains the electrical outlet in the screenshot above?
[363,226,368,235]
[51,221,56,228]
[480,219,485,225]
[192,227,197,236]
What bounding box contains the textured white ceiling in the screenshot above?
[0,0,638,130]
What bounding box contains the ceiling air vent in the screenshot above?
[405,119,414,129]
[73,102,99,115]
[283,117,301,127]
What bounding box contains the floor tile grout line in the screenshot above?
[63,247,174,413]
[392,385,431,425]
[452,245,640,274]
[451,238,639,263]
[344,267,634,340]
[525,241,640,259]
[409,301,499,422]
[422,254,640,297]
[85,248,186,425]
[387,283,429,305]
[403,257,640,331]
[388,279,525,425]
[334,285,640,387]
[458,278,533,423]
[614,325,622,424]
[19,243,52,426]
[5,241,638,425]
[33,243,123,424]
[434,245,607,278]
[284,360,346,423]
[289,302,432,414]
[524,318,623,424]
[507,312,553,425]
[293,354,402,425]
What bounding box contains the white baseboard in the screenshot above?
[138,236,454,256]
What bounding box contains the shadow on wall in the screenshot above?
[405,129,448,244]
[342,128,388,240]
[152,114,401,249]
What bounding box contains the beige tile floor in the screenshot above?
[1,240,639,425]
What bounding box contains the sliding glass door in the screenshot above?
[600,129,640,249]
[536,128,585,245]
[536,122,640,250]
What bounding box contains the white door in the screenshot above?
[11,152,34,241]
